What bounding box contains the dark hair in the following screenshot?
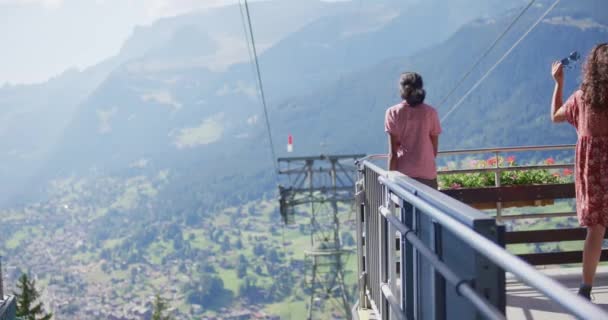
[399,72,426,106]
[581,43,608,111]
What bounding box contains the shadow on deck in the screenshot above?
[507,266,608,319]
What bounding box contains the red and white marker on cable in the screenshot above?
[287,134,293,153]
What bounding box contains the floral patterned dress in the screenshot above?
[565,90,608,226]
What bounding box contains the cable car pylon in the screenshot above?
[278,154,363,319]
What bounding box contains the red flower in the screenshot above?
[451,183,462,189]
[546,158,555,165]
[487,157,498,166]
[563,168,573,176]
[507,156,516,165]
[553,173,561,178]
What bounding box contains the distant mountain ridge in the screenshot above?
[269,0,608,155]
[0,0,347,205]
[7,0,592,207]
[38,0,526,173]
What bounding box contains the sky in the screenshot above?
[0,0,259,85]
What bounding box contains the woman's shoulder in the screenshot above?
[567,90,584,108]
[386,102,405,115]
[387,102,405,111]
[419,103,439,114]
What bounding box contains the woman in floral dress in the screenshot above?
[551,43,608,299]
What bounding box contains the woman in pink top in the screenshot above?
[385,72,442,188]
[551,43,608,299]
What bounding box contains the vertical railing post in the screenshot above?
[366,168,378,311]
[432,222,446,320]
[356,174,369,309]
[494,151,502,221]
[401,200,415,320]
[388,196,401,320]
[380,186,389,320]
[388,221,396,320]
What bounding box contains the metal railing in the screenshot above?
[355,151,607,319]
[365,145,608,267]
[365,144,577,220]
[0,296,16,320]
[438,144,576,220]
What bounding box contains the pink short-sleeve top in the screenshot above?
[385,101,442,180]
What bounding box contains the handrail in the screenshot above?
[438,144,575,156]
[357,145,576,175]
[364,161,606,319]
[357,144,576,163]
[360,145,576,220]
[0,296,15,320]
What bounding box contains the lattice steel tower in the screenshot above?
[278,154,363,320]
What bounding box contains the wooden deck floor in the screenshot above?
[507,266,608,319]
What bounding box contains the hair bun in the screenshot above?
[407,88,426,106]
[399,72,426,106]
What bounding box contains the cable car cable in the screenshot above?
[238,6,298,307]
[240,0,280,178]
[238,0,261,99]
[436,0,537,109]
[238,0,290,266]
[441,0,561,124]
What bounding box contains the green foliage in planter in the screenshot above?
[438,156,573,190]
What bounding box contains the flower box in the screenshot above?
[469,199,555,210]
[438,156,574,210]
[441,183,574,210]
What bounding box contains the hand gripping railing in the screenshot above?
[355,159,607,320]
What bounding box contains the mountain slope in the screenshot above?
[0,0,346,206]
[269,0,608,157]
[35,0,528,183]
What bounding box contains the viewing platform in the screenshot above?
[507,266,608,319]
[353,145,608,320]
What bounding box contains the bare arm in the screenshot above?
[551,61,568,123]
[430,135,439,157]
[387,134,399,171]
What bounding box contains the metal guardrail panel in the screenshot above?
[0,296,16,320]
[354,156,608,320]
[441,183,575,203]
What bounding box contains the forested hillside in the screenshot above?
[1,0,606,318]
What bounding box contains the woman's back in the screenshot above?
[385,102,441,180]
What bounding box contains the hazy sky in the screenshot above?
[0,0,258,85]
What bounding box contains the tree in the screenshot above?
[237,254,249,278]
[152,294,172,320]
[253,243,265,256]
[267,248,281,264]
[14,274,52,320]
[221,235,231,251]
[237,263,247,278]
[255,265,264,275]
[183,274,232,308]
[238,275,262,302]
